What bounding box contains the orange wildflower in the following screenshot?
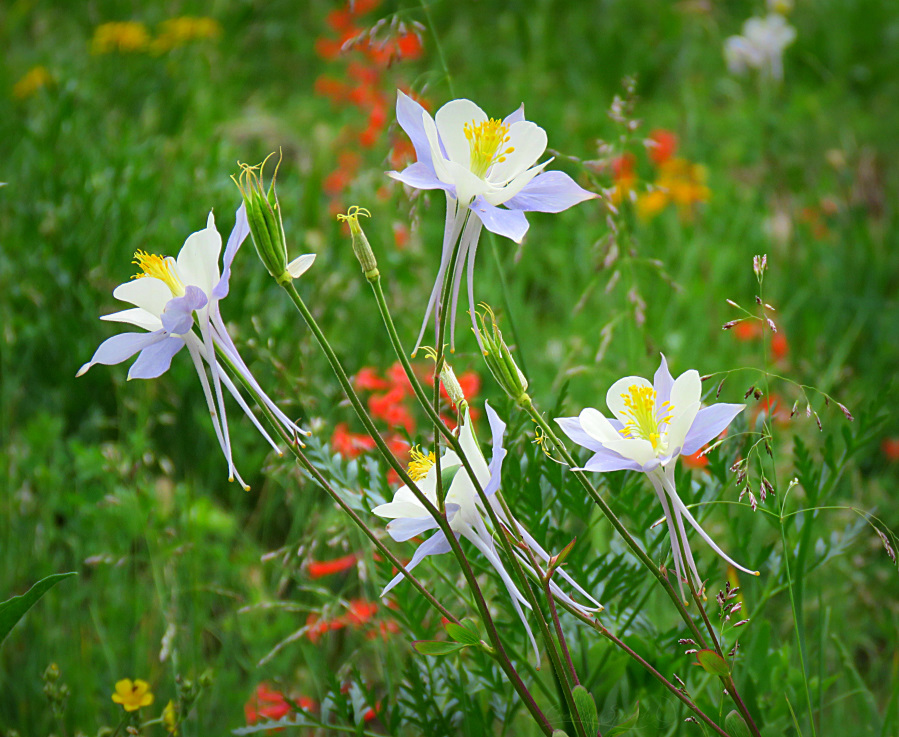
[648,129,678,165]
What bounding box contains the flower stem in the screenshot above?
[520,398,710,646]
[555,598,730,737]
[278,281,553,735]
[213,344,458,624]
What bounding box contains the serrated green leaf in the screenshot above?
[412,640,468,656]
[606,700,640,736]
[695,649,730,676]
[1,572,77,646]
[724,710,752,737]
[572,685,599,735]
[445,621,480,646]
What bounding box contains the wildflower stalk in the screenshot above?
[517,546,592,737]
[570,610,731,737]
[212,343,457,624]
[278,281,553,735]
[351,213,589,733]
[521,398,709,643]
[525,398,764,736]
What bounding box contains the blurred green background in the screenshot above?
[2,0,898,735]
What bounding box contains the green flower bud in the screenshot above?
[232,153,289,282]
[422,346,468,414]
[476,304,529,406]
[337,206,378,279]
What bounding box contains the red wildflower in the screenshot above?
[771,332,789,362]
[648,129,678,166]
[882,437,899,461]
[354,367,390,391]
[392,222,410,249]
[308,553,358,579]
[396,32,422,59]
[750,393,791,427]
[244,683,290,724]
[733,320,763,341]
[682,450,710,469]
[612,153,636,181]
[331,422,377,459]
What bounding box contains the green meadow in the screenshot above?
[2,1,898,735]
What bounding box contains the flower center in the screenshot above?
[132,250,185,296]
[407,446,436,482]
[464,118,514,178]
[618,385,674,450]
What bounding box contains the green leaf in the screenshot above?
[724,710,753,737]
[695,649,730,677]
[572,685,599,735]
[445,621,480,647]
[0,572,77,646]
[551,731,571,737]
[412,640,468,656]
[607,701,640,736]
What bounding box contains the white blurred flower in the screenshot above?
[725,14,796,80]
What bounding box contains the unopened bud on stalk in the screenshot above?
[337,205,378,279]
[475,304,529,406]
[233,153,290,282]
[422,346,468,413]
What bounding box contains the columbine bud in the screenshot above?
[476,304,529,405]
[423,347,468,413]
[337,206,378,279]
[233,153,289,282]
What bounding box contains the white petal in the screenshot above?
[113,277,173,317]
[488,121,547,184]
[177,212,221,296]
[578,407,622,444]
[667,401,701,454]
[101,307,162,331]
[422,113,456,186]
[601,437,656,466]
[435,99,487,167]
[606,375,653,426]
[445,159,489,205]
[287,253,316,279]
[481,161,547,206]
[666,370,701,450]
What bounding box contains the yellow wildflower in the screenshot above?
[12,66,53,99]
[111,678,154,712]
[636,157,710,221]
[163,699,178,735]
[91,21,151,55]
[152,17,223,53]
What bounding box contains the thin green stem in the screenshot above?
[555,600,730,737]
[521,399,709,646]
[418,0,455,97]
[278,282,552,735]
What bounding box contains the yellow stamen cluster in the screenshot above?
[464,118,514,178]
[131,250,185,296]
[407,446,436,482]
[619,385,673,450]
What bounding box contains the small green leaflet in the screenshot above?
[0,572,77,646]
[695,649,731,676]
[412,640,468,656]
[444,620,480,646]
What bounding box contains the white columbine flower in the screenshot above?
[389,92,596,351]
[724,14,796,81]
[77,205,311,489]
[373,402,601,660]
[556,356,758,600]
